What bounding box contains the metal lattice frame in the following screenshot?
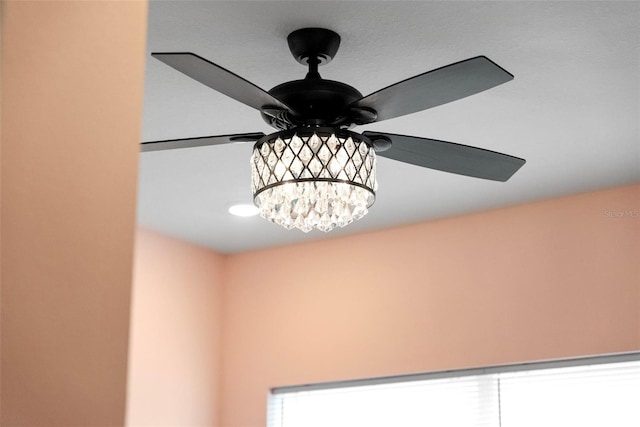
[251,128,377,199]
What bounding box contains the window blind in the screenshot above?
[267,354,640,427]
[269,374,500,427]
[499,360,640,427]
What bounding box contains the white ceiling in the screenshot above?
[138,1,639,254]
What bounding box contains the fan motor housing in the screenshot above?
[263,79,363,127]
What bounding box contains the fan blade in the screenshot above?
[352,56,513,123]
[152,52,296,116]
[364,131,525,182]
[141,132,265,152]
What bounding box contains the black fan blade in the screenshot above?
[141,132,265,152]
[352,56,513,123]
[152,52,296,115]
[364,131,525,182]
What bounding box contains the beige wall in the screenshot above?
[220,184,640,427]
[1,1,147,425]
[127,229,225,427]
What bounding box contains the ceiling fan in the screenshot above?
[142,28,525,232]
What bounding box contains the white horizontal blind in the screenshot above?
[267,355,640,427]
[269,374,499,427]
[499,360,640,427]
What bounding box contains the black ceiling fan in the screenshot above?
[142,27,525,182]
[142,28,525,232]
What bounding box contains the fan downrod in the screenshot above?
[261,27,371,128]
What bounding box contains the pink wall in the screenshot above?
[1,1,147,425]
[220,184,640,427]
[127,229,225,427]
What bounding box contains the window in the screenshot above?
[267,354,640,427]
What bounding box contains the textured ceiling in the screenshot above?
[138,1,639,253]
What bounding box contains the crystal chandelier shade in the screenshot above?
[251,128,377,232]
